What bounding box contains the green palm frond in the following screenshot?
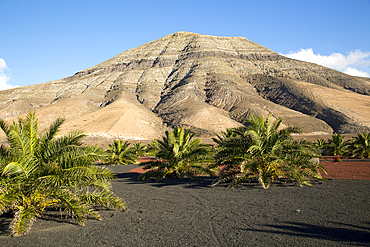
[139,127,215,180]
[314,138,326,150]
[55,190,97,225]
[105,140,139,165]
[0,111,125,236]
[350,132,370,158]
[325,133,350,156]
[10,206,38,236]
[213,113,326,189]
[40,117,65,144]
[7,126,28,155]
[132,142,148,156]
[0,184,22,212]
[79,190,126,210]
[0,118,11,136]
[2,160,37,179]
[0,144,10,163]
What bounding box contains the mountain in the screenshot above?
[1,32,370,141]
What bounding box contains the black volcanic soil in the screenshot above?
[1,162,370,246]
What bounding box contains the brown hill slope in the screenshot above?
[1,32,370,140]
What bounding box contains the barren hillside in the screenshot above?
[1,32,369,141]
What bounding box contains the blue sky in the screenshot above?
[1,0,369,90]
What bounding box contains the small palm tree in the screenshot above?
[314,138,326,149]
[0,112,125,236]
[238,114,301,189]
[213,114,327,189]
[212,126,253,185]
[277,140,326,186]
[105,140,139,165]
[349,132,370,158]
[131,142,148,157]
[324,133,350,156]
[139,127,215,181]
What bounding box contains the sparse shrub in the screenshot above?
[334,156,343,162]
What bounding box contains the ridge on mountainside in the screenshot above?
[0,31,370,141]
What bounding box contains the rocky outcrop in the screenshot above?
[0,32,369,139]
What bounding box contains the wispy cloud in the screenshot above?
[282,49,370,78]
[0,58,17,91]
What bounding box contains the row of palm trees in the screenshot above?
[2,112,368,236]
[132,117,370,189]
[314,133,370,158]
[133,114,329,189]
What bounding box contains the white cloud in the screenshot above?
[343,67,370,78]
[0,58,16,91]
[282,48,370,78]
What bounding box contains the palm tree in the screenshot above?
[139,127,215,181]
[213,114,327,189]
[105,140,139,165]
[0,112,125,236]
[131,142,148,157]
[314,138,326,149]
[324,133,350,156]
[349,132,370,158]
[277,140,327,186]
[212,126,253,185]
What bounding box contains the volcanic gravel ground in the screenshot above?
[1,164,370,246]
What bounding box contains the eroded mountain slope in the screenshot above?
[0,32,369,139]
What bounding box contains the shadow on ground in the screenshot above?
[241,221,370,245]
[113,171,324,189]
[114,171,217,189]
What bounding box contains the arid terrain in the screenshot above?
[0,32,369,143]
[1,32,370,245]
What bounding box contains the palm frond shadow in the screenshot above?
[113,171,216,189]
[114,171,325,189]
[38,207,118,224]
[272,178,325,187]
[37,208,88,225]
[113,172,142,181]
[0,206,121,236]
[239,221,370,244]
[0,212,13,236]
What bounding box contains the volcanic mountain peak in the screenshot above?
[1,32,370,141]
